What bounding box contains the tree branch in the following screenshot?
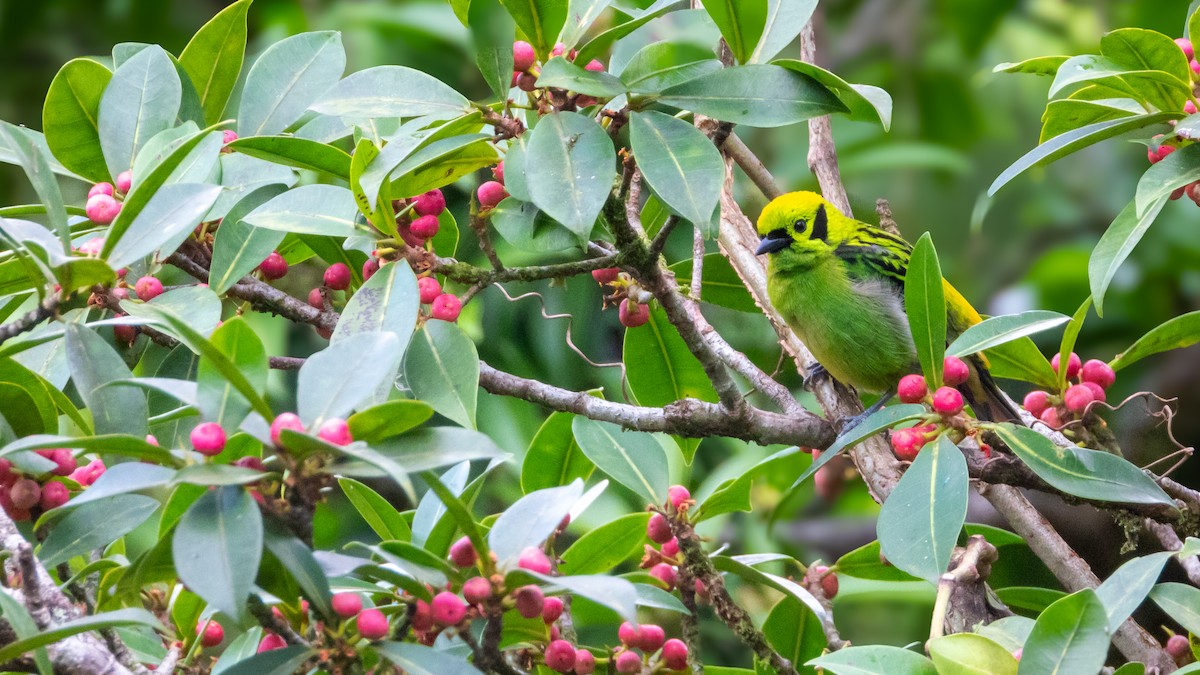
[0,294,59,346]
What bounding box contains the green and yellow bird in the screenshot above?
[754,191,1017,422]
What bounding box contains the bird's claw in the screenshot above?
[803,362,829,392]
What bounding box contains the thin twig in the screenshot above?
[0,294,59,346]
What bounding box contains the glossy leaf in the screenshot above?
[338,477,412,542]
[178,0,250,124]
[389,134,498,197]
[262,517,333,620]
[419,466,490,560]
[64,324,149,437]
[242,184,362,237]
[808,646,937,675]
[1088,192,1163,315]
[763,595,826,671]
[1110,310,1200,371]
[571,417,667,505]
[946,311,1070,358]
[38,494,159,566]
[693,446,801,523]
[1056,296,1091,392]
[773,60,893,130]
[656,64,846,128]
[333,259,419,345]
[0,609,162,666]
[574,0,687,67]
[347,400,433,444]
[629,110,723,228]
[559,0,613,49]
[1150,583,1200,634]
[792,404,927,488]
[376,641,490,675]
[107,183,221,269]
[97,45,182,177]
[748,0,816,63]
[522,411,593,493]
[559,513,649,575]
[1095,551,1172,632]
[835,540,921,582]
[498,0,567,57]
[197,317,267,430]
[993,55,1070,75]
[42,58,112,182]
[1137,143,1200,216]
[310,66,469,119]
[173,486,262,621]
[469,0,516,102]
[404,321,479,429]
[703,0,766,64]
[929,634,1018,675]
[518,570,639,621]
[525,111,616,238]
[227,136,351,179]
[905,233,946,387]
[619,42,721,94]
[209,183,289,294]
[491,198,581,252]
[0,127,69,254]
[1018,590,1108,675]
[490,481,583,569]
[537,57,627,97]
[984,336,1059,390]
[624,306,718,414]
[298,332,403,426]
[219,646,316,675]
[238,31,346,137]
[1101,28,1192,106]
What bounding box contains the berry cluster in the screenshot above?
[1022,353,1115,429]
[84,172,131,226]
[0,451,89,521]
[510,41,607,109]
[591,268,652,328]
[888,356,975,461]
[1147,38,1200,204]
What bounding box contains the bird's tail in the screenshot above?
[961,355,1022,423]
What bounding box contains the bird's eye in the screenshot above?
[793,219,807,232]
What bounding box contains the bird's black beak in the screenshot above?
[755,228,791,255]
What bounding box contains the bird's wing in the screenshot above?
[832,224,911,292]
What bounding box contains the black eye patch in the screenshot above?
[810,204,828,241]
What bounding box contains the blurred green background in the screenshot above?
[2,0,1197,663]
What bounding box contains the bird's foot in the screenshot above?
[803,362,830,392]
[835,395,891,435]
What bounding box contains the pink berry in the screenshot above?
[1192,59,1200,74]
[1080,381,1106,404]
[662,639,688,670]
[410,214,440,240]
[332,592,363,619]
[449,536,478,568]
[492,161,505,184]
[233,456,265,471]
[931,386,964,416]
[1050,352,1081,379]
[1080,359,1115,389]
[584,59,604,72]
[69,458,105,486]
[413,189,446,217]
[1167,634,1190,659]
[1063,383,1095,413]
[638,623,665,652]
[411,600,433,632]
[943,356,970,386]
[9,479,40,511]
[897,374,927,403]
[324,263,351,291]
[257,633,286,653]
[1039,406,1063,428]
[258,251,288,280]
[592,268,620,285]
[270,412,305,447]
[37,449,76,477]
[541,596,564,623]
[517,72,538,92]
[515,585,545,619]
[1178,38,1195,60]
[190,423,226,456]
[661,537,679,557]
[115,170,132,193]
[1187,101,1198,115]
[77,236,105,255]
[649,564,677,590]
[890,427,925,462]
[518,546,552,574]
[619,299,649,328]
[356,608,389,640]
[431,591,467,627]
[463,576,492,604]
[88,182,113,198]
[813,565,839,598]
[694,579,710,603]
[86,194,121,225]
[545,639,576,672]
[574,649,596,675]
[307,288,324,309]
[418,276,442,304]
[618,622,642,647]
[513,41,537,72]
[316,326,333,340]
[198,620,224,647]
[478,180,508,208]
[39,482,69,510]
[316,418,352,446]
[646,513,672,544]
[615,650,641,673]
[222,129,238,145]
[1023,390,1051,417]
[134,276,163,301]
[430,293,462,322]
[362,258,379,282]
[667,485,690,510]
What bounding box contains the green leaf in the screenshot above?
[991,424,1174,506]
[1110,310,1200,371]
[1180,536,1200,558]
[0,609,162,666]
[990,113,1179,195]
[376,641,483,675]
[808,646,936,675]
[669,254,758,313]
[498,0,567,57]
[517,570,639,621]
[242,184,364,237]
[338,477,412,542]
[0,584,51,673]
[1018,590,1108,675]
[773,60,894,131]
[219,645,316,675]
[905,233,946,387]
[946,311,1070,358]
[560,0,613,49]
[635,583,690,614]
[1095,551,1172,633]
[694,446,801,523]
[983,336,1059,390]
[993,55,1070,76]
[1149,583,1200,635]
[574,0,687,67]
[389,134,498,198]
[490,198,581,252]
[976,615,1036,653]
[38,494,159,566]
[179,0,250,125]
[571,417,667,505]
[311,66,469,119]
[929,634,1018,675]
[420,466,490,562]
[629,110,723,228]
[490,481,583,569]
[238,31,346,137]
[348,400,433,444]
[748,0,815,63]
[1056,296,1092,392]
[1136,143,1200,217]
[56,463,175,509]
[333,260,419,345]
[207,152,296,220]
[197,317,267,430]
[42,58,113,182]
[877,435,968,584]
[107,183,222,269]
[209,183,289,294]
[763,595,826,670]
[298,332,403,426]
[522,411,594,493]
[1049,54,1190,113]
[173,486,262,622]
[703,0,767,64]
[1100,28,1192,108]
[834,540,921,582]
[98,45,182,177]
[656,64,846,128]
[525,111,616,238]
[262,517,333,620]
[64,324,148,437]
[792,404,927,489]
[537,57,627,97]
[404,321,479,429]
[470,0,517,102]
[227,136,351,179]
[623,306,718,419]
[0,126,68,253]
[559,512,650,575]
[338,428,504,477]
[619,42,722,94]
[1039,98,1140,143]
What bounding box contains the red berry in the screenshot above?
[638,623,665,652]
[308,288,324,309]
[1187,101,1198,115]
[667,485,690,510]
[270,412,305,447]
[356,608,389,640]
[1080,381,1106,404]
[513,41,537,72]
[317,418,352,446]
[37,449,76,477]
[662,639,688,670]
[575,95,598,108]
[618,622,642,647]
[574,649,596,675]
[39,482,69,510]
[411,600,434,631]
[541,595,564,623]
[413,189,446,217]
[515,585,545,619]
[477,180,508,208]
[1179,38,1195,60]
[258,251,288,280]
[646,513,672,543]
[410,214,440,240]
[517,72,538,92]
[1167,634,1190,659]
[661,537,679,557]
[86,194,121,224]
[431,591,467,626]
[897,374,927,403]
[362,258,379,282]
[1187,181,1200,206]
[1023,390,1051,417]
[557,514,571,533]
[493,161,505,184]
[649,563,677,590]
[592,268,620,285]
[694,579,710,603]
[1080,359,1115,389]
[134,276,163,301]
[324,263,351,290]
[1192,59,1200,74]
[69,458,105,486]
[518,546,552,574]
[89,182,114,198]
[931,386,964,416]
[430,293,462,322]
[198,620,224,647]
[114,323,137,345]
[1063,383,1095,413]
[190,422,226,456]
[416,276,443,304]
[257,633,286,653]
[942,356,969,386]
[332,592,363,618]
[619,299,649,328]
[449,536,478,568]
[812,565,839,599]
[584,59,605,72]
[77,236,105,255]
[233,456,265,471]
[1050,352,1081,379]
[545,639,577,673]
[615,650,642,673]
[1039,406,1063,428]
[890,427,925,462]
[462,576,492,604]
